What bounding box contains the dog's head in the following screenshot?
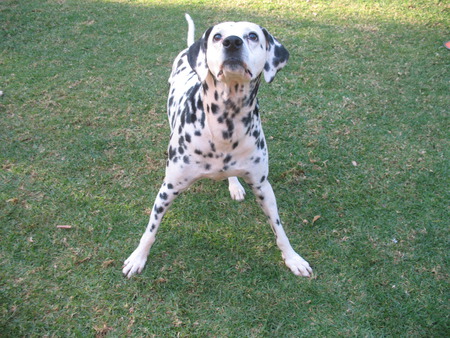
[188,21,289,84]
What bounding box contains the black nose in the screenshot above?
[222,36,243,52]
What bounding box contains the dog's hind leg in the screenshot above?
[228,176,246,201]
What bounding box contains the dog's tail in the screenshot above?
[185,13,195,47]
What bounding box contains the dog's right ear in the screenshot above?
[187,26,213,82]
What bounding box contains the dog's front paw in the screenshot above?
[122,250,148,278]
[282,252,313,277]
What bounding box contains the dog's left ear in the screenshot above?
[187,26,213,82]
[262,28,289,83]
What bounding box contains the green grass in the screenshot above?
[1,0,448,336]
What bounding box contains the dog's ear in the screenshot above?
[261,28,289,83]
[187,26,213,82]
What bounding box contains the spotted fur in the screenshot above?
[123,14,312,278]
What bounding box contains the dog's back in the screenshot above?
[167,15,203,132]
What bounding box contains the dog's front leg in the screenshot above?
[122,181,182,278]
[252,180,312,277]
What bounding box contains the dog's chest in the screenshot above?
[166,52,267,177]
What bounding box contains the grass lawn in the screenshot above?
[1,0,448,336]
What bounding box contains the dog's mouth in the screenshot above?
[217,59,253,79]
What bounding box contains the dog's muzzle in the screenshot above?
[218,36,253,78]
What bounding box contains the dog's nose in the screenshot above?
[223,36,243,52]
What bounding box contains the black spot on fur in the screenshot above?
[176,66,186,75]
[180,110,186,128]
[223,154,232,164]
[258,138,265,149]
[186,109,197,124]
[226,119,234,134]
[199,111,206,127]
[185,83,201,123]
[196,98,203,111]
[246,79,260,106]
[211,103,219,114]
[154,205,164,214]
[273,44,289,67]
[185,133,191,143]
[242,112,252,128]
[159,192,168,200]
[169,146,176,160]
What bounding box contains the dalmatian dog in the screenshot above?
[123,14,312,278]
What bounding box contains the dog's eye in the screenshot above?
[248,32,258,42]
[213,33,222,42]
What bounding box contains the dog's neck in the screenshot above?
[201,73,261,144]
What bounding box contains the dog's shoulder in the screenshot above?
[168,49,204,132]
[169,49,196,85]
